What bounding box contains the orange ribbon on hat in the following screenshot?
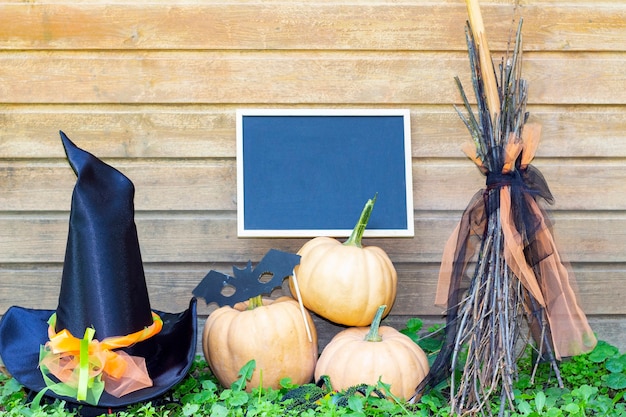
[39,312,163,405]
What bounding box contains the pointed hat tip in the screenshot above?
[59,131,89,176]
[59,130,71,145]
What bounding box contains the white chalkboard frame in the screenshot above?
[236,108,414,238]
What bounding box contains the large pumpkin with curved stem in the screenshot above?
[289,195,397,326]
[314,305,429,400]
[202,296,318,391]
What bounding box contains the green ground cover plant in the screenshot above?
[0,319,624,416]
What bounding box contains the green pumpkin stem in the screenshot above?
[247,294,264,310]
[344,194,377,248]
[364,305,387,342]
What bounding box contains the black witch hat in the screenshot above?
[0,131,197,412]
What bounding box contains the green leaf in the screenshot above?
[545,408,564,417]
[606,357,625,373]
[516,375,532,390]
[418,337,443,353]
[228,390,250,406]
[563,402,579,413]
[573,384,596,402]
[544,386,567,405]
[517,399,532,415]
[588,341,619,363]
[210,403,228,417]
[175,375,199,396]
[182,403,200,416]
[418,392,443,412]
[231,359,256,391]
[279,377,296,390]
[534,391,546,413]
[347,395,364,413]
[606,373,626,390]
[399,329,419,343]
[202,378,218,392]
[610,354,626,372]
[1,378,23,397]
[405,317,423,333]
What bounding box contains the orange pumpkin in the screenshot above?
[289,195,397,326]
[202,296,318,391]
[314,305,429,400]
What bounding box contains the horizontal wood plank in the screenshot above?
[1,159,624,211]
[0,107,237,158]
[1,213,625,264]
[0,52,623,105]
[1,0,621,4]
[0,160,238,211]
[1,105,625,159]
[0,262,623,318]
[0,3,623,52]
[413,159,626,211]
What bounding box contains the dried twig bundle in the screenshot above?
[413,2,597,415]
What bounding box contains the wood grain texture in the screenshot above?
[1,105,625,158]
[0,106,238,158]
[0,3,623,51]
[2,158,626,211]
[0,0,624,350]
[1,212,626,264]
[1,262,624,317]
[0,52,624,105]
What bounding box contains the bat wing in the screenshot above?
[241,249,301,295]
[193,249,301,307]
[192,269,244,306]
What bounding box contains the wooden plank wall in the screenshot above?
[1,0,625,354]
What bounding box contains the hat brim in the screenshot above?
[0,298,197,409]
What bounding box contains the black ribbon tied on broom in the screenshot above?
[487,164,553,202]
[486,165,554,261]
[415,128,597,397]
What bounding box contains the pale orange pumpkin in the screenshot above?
[289,195,397,326]
[202,296,318,391]
[314,305,429,400]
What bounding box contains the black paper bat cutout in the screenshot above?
[192,249,301,307]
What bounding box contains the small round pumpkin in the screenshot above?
[289,195,397,326]
[202,296,318,391]
[314,305,429,400]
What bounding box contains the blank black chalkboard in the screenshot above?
[236,109,413,237]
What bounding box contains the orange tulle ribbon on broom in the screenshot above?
[39,312,163,405]
[435,123,597,359]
